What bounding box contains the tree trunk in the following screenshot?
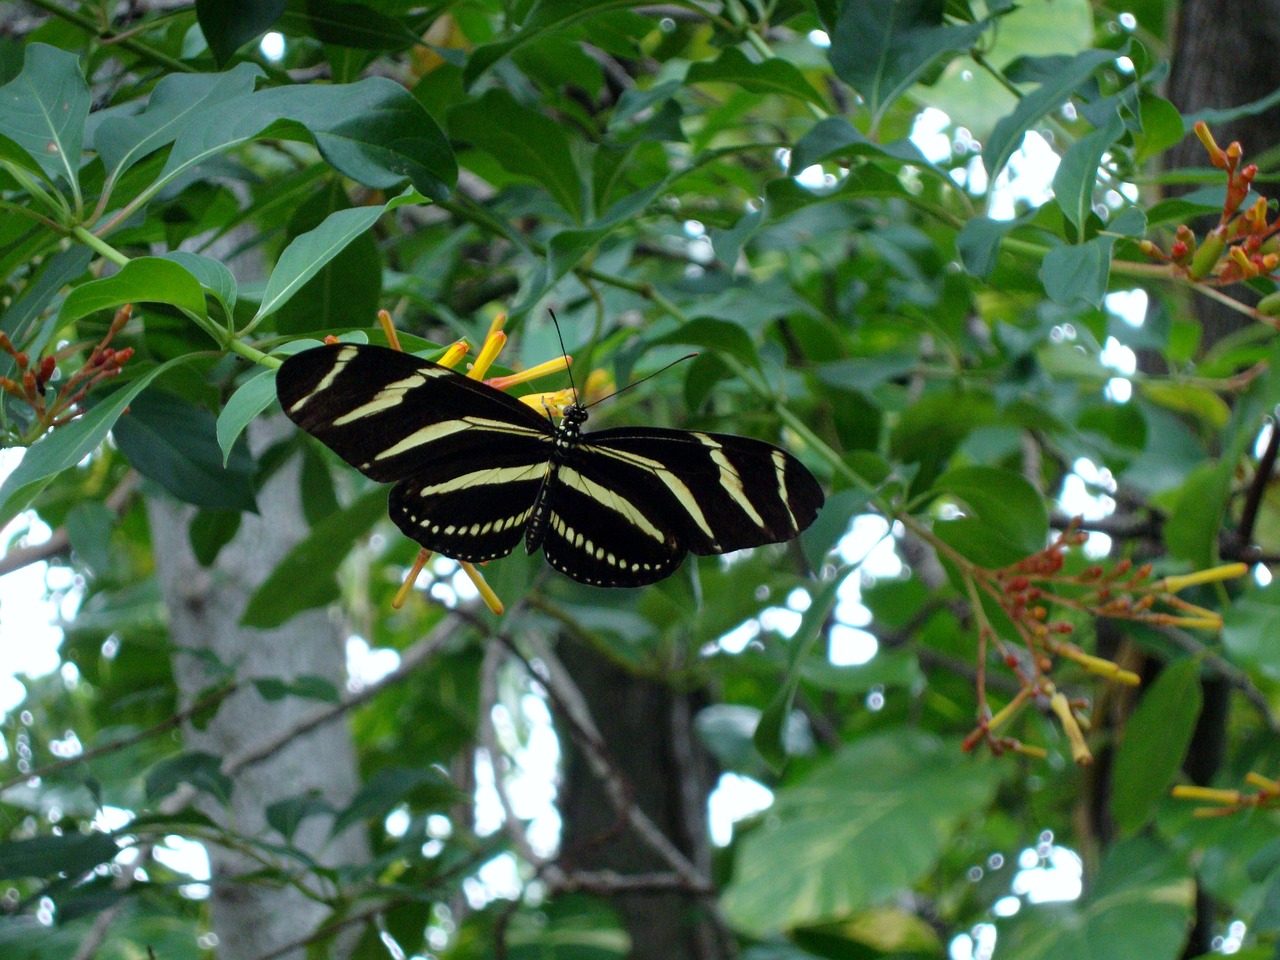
[147,418,368,960]
[556,642,725,960]
[1163,4,1280,953]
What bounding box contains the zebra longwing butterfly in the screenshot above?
[277,343,824,587]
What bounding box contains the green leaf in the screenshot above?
[251,675,341,703]
[60,256,209,325]
[816,354,917,392]
[217,370,277,466]
[753,572,846,772]
[196,0,286,65]
[112,390,258,512]
[828,0,987,129]
[1222,585,1280,680]
[463,0,639,87]
[1040,234,1117,308]
[1,245,94,351]
[93,63,263,183]
[650,318,761,371]
[160,79,455,202]
[1053,111,1126,232]
[240,487,389,628]
[1111,657,1203,835]
[722,730,1000,935]
[956,215,1021,279]
[450,89,582,221]
[256,199,409,321]
[983,47,1118,184]
[932,466,1049,567]
[686,47,826,108]
[0,356,193,530]
[998,838,1193,960]
[189,509,242,567]
[0,832,120,880]
[162,251,238,319]
[1163,462,1231,567]
[303,0,421,50]
[266,791,335,841]
[65,501,114,577]
[330,766,460,839]
[789,116,929,170]
[0,43,90,188]
[1135,94,1186,165]
[145,751,234,806]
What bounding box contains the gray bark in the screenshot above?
[147,418,368,960]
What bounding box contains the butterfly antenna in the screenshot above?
[587,352,698,409]
[548,309,579,401]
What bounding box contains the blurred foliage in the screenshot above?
[1,0,1279,958]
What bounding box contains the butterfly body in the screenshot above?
[278,343,823,587]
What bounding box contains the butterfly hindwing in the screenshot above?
[388,449,550,563]
[537,442,687,587]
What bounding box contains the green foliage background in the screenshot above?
[1,0,1279,958]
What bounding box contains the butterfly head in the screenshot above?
[563,401,589,426]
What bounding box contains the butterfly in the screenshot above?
[276,343,823,587]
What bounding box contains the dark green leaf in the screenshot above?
[686,47,826,108]
[1054,111,1126,232]
[160,79,455,201]
[217,370,277,466]
[196,0,286,65]
[650,318,761,371]
[1111,657,1203,835]
[189,509,242,567]
[450,89,582,221]
[1135,94,1186,165]
[266,791,335,841]
[251,675,341,703]
[463,0,639,86]
[932,466,1049,566]
[0,43,90,187]
[112,390,258,512]
[753,572,845,771]
[330,766,460,838]
[789,116,928,170]
[60,257,208,325]
[240,487,389,628]
[829,0,987,129]
[65,501,114,576]
[304,0,420,51]
[983,47,1119,184]
[1223,586,1280,680]
[1040,234,1117,308]
[1163,462,1231,567]
[93,64,263,182]
[0,832,120,880]
[145,751,234,806]
[163,250,238,320]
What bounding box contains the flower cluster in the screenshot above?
[1173,773,1280,817]
[963,524,1246,764]
[1,304,135,445]
[1139,123,1280,297]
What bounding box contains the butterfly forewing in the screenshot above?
[583,429,824,555]
[277,343,552,483]
[279,344,554,561]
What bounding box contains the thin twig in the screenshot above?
[1231,414,1278,556]
[0,472,138,577]
[0,681,235,794]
